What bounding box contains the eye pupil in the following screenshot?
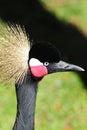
[44,62,49,66]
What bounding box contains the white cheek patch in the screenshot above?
[29,58,43,66]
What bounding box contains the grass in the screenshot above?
[40,0,87,35]
[36,73,87,130]
[0,84,16,130]
[0,0,87,130]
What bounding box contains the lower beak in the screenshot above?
[48,60,85,74]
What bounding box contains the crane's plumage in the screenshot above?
[0,24,30,84]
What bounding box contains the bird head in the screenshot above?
[29,42,84,79]
[0,25,84,84]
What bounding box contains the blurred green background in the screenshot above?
[0,0,87,130]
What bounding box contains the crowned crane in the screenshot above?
[0,24,84,130]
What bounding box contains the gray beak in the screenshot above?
[57,61,84,71]
[47,60,85,74]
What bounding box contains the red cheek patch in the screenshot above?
[30,65,48,78]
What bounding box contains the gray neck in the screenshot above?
[13,75,38,130]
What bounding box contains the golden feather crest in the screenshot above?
[0,24,30,85]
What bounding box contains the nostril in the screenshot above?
[64,65,69,69]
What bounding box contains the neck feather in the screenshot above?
[13,75,38,130]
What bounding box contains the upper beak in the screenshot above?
[48,60,85,74]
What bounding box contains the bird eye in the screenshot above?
[44,62,49,66]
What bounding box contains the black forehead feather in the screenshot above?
[29,42,60,62]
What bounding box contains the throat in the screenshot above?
[13,75,38,130]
